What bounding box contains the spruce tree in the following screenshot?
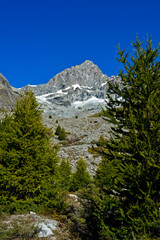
[0,89,59,210]
[83,37,160,239]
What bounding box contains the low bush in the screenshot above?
[55,125,67,140]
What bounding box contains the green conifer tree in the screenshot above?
[55,125,61,136]
[70,158,91,192]
[56,159,72,190]
[55,125,67,140]
[0,89,60,210]
[83,37,160,239]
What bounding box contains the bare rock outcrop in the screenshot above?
[0,73,18,111]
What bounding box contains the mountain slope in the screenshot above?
[0,74,18,111]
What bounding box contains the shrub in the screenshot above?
[55,125,67,140]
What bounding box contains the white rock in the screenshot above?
[47,223,57,231]
[68,194,78,201]
[30,211,36,215]
[36,223,54,238]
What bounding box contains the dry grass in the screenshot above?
[0,213,40,240]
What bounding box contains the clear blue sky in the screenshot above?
[1,0,160,88]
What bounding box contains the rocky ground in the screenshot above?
[43,113,111,175]
[0,171,87,240]
[0,194,82,240]
[0,110,111,175]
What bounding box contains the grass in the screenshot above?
[88,111,104,118]
[0,208,84,240]
[0,213,40,240]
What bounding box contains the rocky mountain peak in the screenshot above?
[0,61,120,117]
[74,60,98,70]
[45,60,107,92]
[24,60,119,117]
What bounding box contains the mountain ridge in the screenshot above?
[24,60,120,117]
[0,60,120,117]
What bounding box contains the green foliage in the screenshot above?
[70,158,91,192]
[56,159,72,190]
[83,37,160,239]
[88,111,104,118]
[0,89,67,213]
[55,125,67,140]
[88,135,110,156]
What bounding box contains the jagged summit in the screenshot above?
[66,60,96,69]
[75,60,97,69]
[29,60,108,95]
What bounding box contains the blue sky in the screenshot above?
[0,0,160,88]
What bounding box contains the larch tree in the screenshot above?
[83,37,160,239]
[0,89,59,210]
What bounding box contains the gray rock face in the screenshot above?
[24,60,120,117]
[29,60,108,95]
[0,74,18,110]
[36,220,58,238]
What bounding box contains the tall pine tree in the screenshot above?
[83,37,160,239]
[0,89,59,210]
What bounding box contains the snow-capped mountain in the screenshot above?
[0,60,120,117]
[25,60,120,117]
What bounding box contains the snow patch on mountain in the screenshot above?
[56,89,68,95]
[72,97,105,108]
[28,84,37,87]
[36,93,53,104]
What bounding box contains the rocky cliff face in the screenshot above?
[0,74,18,111]
[26,60,120,117]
